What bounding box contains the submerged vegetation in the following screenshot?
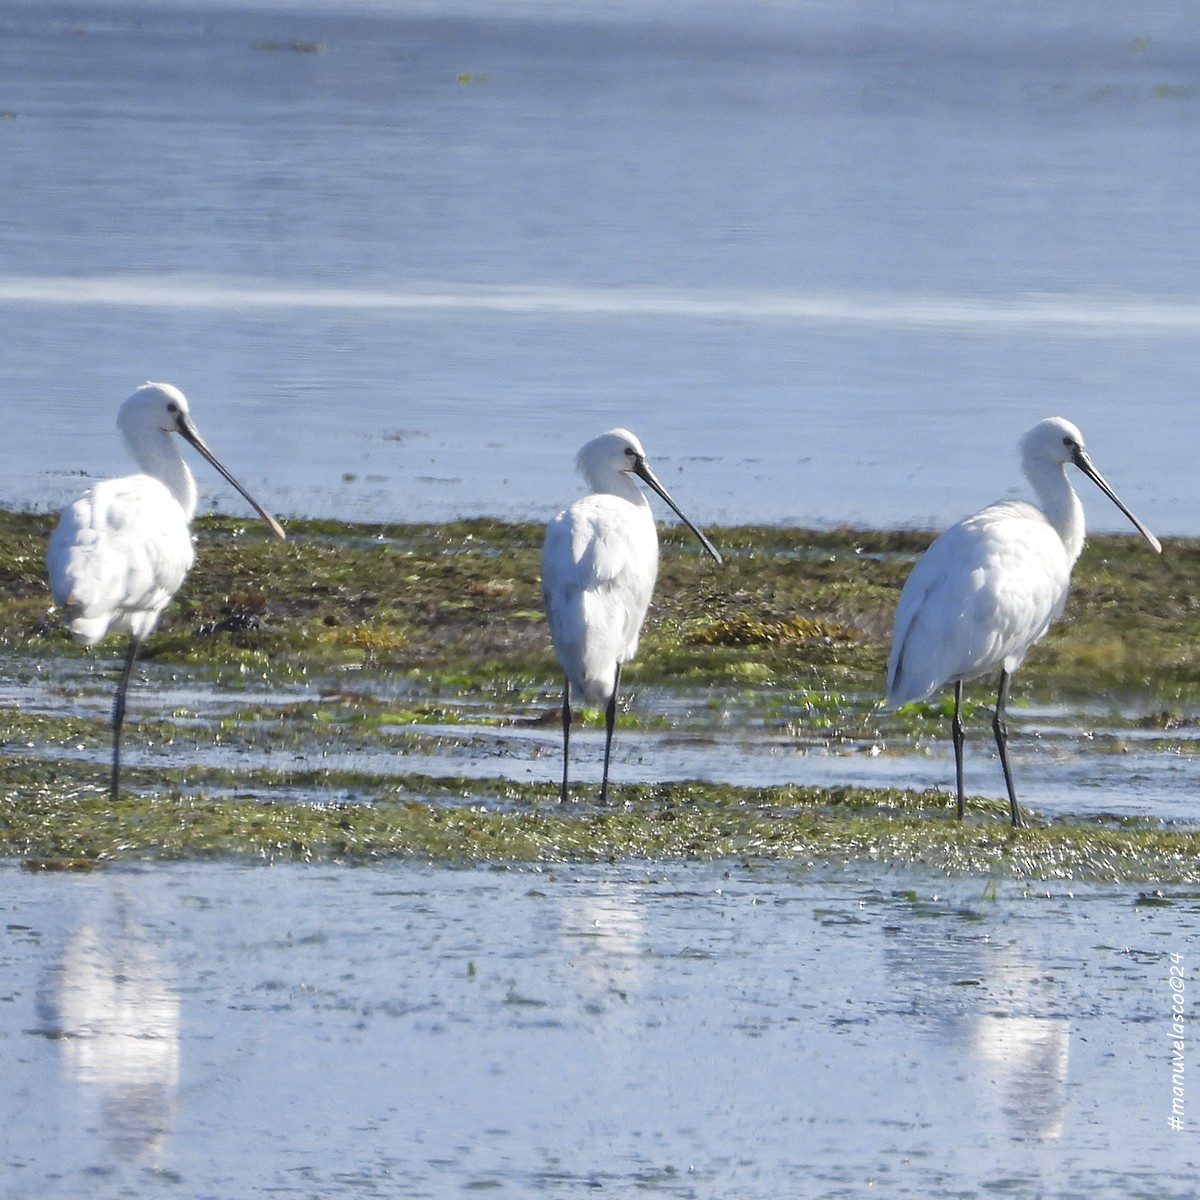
[1,508,1197,875]
[5,767,1200,881]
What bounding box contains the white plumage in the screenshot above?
[47,382,285,797]
[887,416,1160,827]
[888,500,1072,709]
[544,490,656,704]
[51,473,194,648]
[542,429,721,802]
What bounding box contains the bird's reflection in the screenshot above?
[970,1010,1070,1140]
[964,934,1071,1141]
[884,915,1071,1142]
[555,879,647,1006]
[41,906,180,1162]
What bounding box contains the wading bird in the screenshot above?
[542,428,722,803]
[47,382,286,798]
[886,416,1160,828]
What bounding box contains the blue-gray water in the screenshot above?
[3,860,1198,1199]
[2,0,1198,531]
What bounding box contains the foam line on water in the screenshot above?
[3,275,1200,333]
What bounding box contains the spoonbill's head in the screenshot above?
[1020,416,1087,468]
[575,427,648,489]
[118,381,194,440]
[575,428,722,565]
[1021,416,1160,554]
[119,382,286,540]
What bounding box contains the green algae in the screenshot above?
[3,509,1198,871]
[6,510,1194,699]
[4,767,1199,881]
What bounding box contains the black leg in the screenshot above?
[992,668,1026,829]
[599,663,621,806]
[952,679,966,819]
[111,635,141,801]
[559,678,572,802]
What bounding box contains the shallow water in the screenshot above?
[1,859,1196,1199]
[2,0,1199,532]
[7,653,1200,823]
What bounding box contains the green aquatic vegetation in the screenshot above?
[10,511,1198,702]
[3,770,1199,881]
[3,511,1199,872]
[685,613,860,647]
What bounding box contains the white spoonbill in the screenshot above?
[542,429,722,803]
[886,416,1160,828]
[47,382,286,798]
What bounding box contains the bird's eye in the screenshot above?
[624,447,635,458]
[166,402,179,414]
[1062,435,1076,448]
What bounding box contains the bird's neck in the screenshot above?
[128,429,198,520]
[589,471,649,508]
[163,459,199,522]
[1030,460,1086,564]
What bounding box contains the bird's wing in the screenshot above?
[47,475,195,644]
[887,503,1071,705]
[542,496,658,699]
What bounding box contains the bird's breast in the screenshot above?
[887,502,1073,704]
[47,474,196,642]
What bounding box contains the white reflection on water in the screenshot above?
[881,898,1075,1146]
[41,906,180,1163]
[972,1012,1071,1141]
[555,879,647,1006]
[966,938,1072,1143]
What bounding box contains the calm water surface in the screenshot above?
[3,7,1199,1193]
[1,860,1197,1199]
[1,0,1199,530]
